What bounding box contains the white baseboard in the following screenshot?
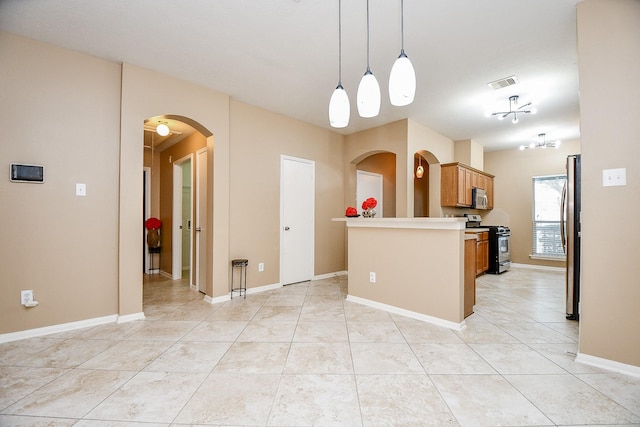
[117,312,145,323]
[345,295,466,332]
[576,352,640,379]
[313,270,348,280]
[510,262,565,272]
[202,282,282,305]
[0,314,118,344]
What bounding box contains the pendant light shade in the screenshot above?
[389,0,415,106]
[357,70,381,118]
[416,155,424,178]
[329,84,350,128]
[357,0,380,118]
[329,0,350,128]
[389,51,416,106]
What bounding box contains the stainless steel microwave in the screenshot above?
[472,188,488,210]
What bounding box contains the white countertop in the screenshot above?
[332,217,467,230]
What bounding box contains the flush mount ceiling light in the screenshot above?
[329,0,350,128]
[388,0,415,106]
[519,133,561,150]
[357,0,381,118]
[156,122,170,136]
[490,95,536,124]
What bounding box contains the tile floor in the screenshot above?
[1,267,639,426]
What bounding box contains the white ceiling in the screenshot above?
[0,0,582,152]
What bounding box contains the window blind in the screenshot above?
[532,174,566,259]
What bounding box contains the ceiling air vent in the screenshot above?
[487,75,518,90]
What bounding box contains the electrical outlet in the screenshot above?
[258,262,264,272]
[21,290,33,305]
[369,272,376,283]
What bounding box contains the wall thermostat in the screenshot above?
[10,163,45,183]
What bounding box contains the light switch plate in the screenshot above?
[76,183,87,196]
[602,168,626,187]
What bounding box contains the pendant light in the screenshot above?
[416,155,424,178]
[329,0,350,128]
[357,0,381,118]
[389,0,416,106]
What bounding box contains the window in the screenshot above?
[532,174,566,259]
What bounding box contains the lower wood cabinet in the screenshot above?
[464,237,476,318]
[466,230,489,276]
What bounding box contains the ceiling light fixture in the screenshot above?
[519,133,561,150]
[490,95,536,124]
[357,0,381,118]
[388,0,415,106]
[156,122,170,136]
[329,0,350,128]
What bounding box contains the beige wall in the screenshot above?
[120,64,231,303]
[407,119,456,218]
[0,33,122,333]
[228,100,346,288]
[348,226,465,324]
[345,120,409,217]
[577,0,640,367]
[484,140,581,267]
[454,139,484,171]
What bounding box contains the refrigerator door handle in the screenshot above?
[560,181,567,254]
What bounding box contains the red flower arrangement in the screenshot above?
[345,206,358,217]
[145,217,162,230]
[361,197,378,210]
[361,197,378,218]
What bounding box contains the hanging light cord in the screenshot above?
[338,0,343,86]
[400,0,405,53]
[366,0,371,73]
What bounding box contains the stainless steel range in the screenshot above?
[487,226,511,274]
[464,214,511,274]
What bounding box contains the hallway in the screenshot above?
[1,268,639,426]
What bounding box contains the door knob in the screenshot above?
[284,226,290,231]
[195,227,202,232]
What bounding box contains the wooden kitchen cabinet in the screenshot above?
[441,163,473,207]
[464,237,476,317]
[478,231,489,274]
[486,177,494,209]
[441,162,494,209]
[466,230,489,276]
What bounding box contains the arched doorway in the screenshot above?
[143,115,212,294]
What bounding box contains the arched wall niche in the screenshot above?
[411,149,444,218]
[353,151,397,218]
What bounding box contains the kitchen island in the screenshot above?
[338,217,474,330]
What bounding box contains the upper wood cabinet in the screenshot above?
[441,162,494,208]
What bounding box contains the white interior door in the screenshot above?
[195,149,207,294]
[356,170,383,217]
[172,154,193,281]
[280,156,314,285]
[143,167,151,274]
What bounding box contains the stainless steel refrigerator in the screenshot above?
[561,154,581,320]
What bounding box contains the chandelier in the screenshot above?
[519,133,561,150]
[490,95,536,124]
